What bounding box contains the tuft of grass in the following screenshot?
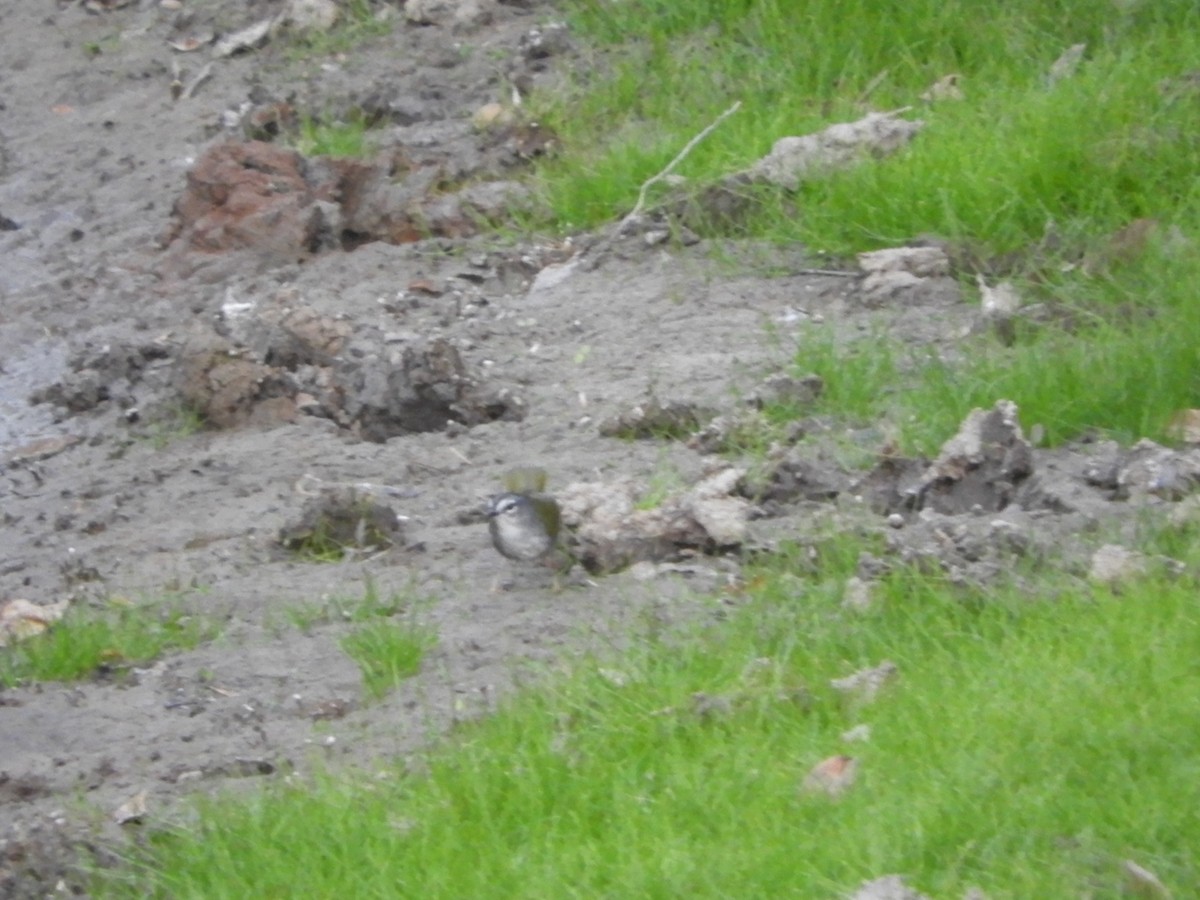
[633,455,686,510]
[340,619,436,701]
[283,581,416,634]
[290,580,440,701]
[789,328,903,427]
[294,114,372,159]
[140,404,205,451]
[1,599,219,688]
[282,521,348,563]
[104,531,1200,897]
[82,34,120,58]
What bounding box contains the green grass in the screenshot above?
[139,404,205,451]
[103,533,1200,897]
[0,599,219,688]
[293,114,373,159]
[763,248,1200,453]
[903,284,1200,449]
[520,0,1200,449]
[791,327,903,426]
[634,454,686,510]
[539,0,1200,251]
[278,582,437,700]
[340,619,436,701]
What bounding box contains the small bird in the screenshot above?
[486,467,562,566]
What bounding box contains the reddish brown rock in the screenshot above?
[164,139,531,259]
[165,140,332,261]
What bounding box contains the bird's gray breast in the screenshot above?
[489,511,555,561]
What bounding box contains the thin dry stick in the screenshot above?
[856,68,890,105]
[181,62,214,100]
[794,268,859,278]
[578,100,742,271]
[621,100,742,228]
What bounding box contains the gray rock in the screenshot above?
[335,335,524,441]
[404,0,492,27]
[279,0,340,33]
[914,399,1034,513]
[216,302,351,369]
[559,469,749,574]
[519,22,571,60]
[857,247,950,278]
[746,449,847,506]
[1089,544,1148,584]
[745,113,925,190]
[841,576,874,611]
[831,660,897,703]
[1114,439,1200,501]
[852,455,930,515]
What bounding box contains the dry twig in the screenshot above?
[620,100,742,230]
[182,62,214,100]
[579,101,742,271]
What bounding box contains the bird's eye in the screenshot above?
[489,495,520,516]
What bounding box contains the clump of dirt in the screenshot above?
[279,485,406,557]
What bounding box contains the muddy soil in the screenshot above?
[0,2,1187,895]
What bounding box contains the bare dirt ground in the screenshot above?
[0,2,1186,895]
